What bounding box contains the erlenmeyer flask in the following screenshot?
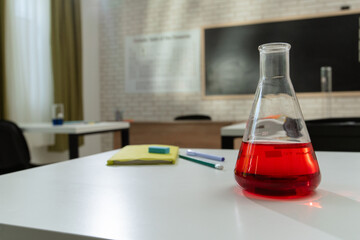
[234,43,321,196]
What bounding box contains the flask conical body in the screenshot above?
[234,43,321,196]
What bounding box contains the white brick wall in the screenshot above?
[99,0,360,150]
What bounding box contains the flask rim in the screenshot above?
[259,42,291,53]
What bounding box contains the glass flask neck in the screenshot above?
[259,43,290,79]
[242,42,312,144]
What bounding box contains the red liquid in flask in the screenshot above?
[234,142,321,196]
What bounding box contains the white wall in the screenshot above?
[99,0,360,151]
[29,0,101,165]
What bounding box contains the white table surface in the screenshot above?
[1,149,360,240]
[221,122,246,136]
[19,121,130,134]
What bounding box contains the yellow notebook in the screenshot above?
[107,144,179,165]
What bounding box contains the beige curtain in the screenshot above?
[50,0,83,151]
[0,0,6,119]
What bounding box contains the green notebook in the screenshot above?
[107,144,179,165]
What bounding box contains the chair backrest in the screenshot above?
[174,114,212,121]
[305,118,360,152]
[0,120,31,174]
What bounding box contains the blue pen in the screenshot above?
[186,149,225,162]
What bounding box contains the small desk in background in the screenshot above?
[221,122,246,149]
[114,121,233,149]
[20,121,130,159]
[221,119,360,151]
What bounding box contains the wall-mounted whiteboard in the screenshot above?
[125,29,201,93]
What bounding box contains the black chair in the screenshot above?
[0,120,31,174]
[305,118,360,152]
[174,114,212,121]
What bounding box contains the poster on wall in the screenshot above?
[125,29,201,93]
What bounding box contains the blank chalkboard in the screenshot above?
[203,11,360,97]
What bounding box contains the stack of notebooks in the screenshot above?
[107,144,179,165]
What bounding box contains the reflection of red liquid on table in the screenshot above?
[235,142,321,196]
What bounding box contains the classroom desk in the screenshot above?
[221,122,246,149]
[1,149,359,240]
[19,121,130,159]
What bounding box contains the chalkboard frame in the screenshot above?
[202,10,360,99]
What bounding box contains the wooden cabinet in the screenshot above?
[114,121,234,149]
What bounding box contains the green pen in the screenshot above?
[179,154,224,170]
